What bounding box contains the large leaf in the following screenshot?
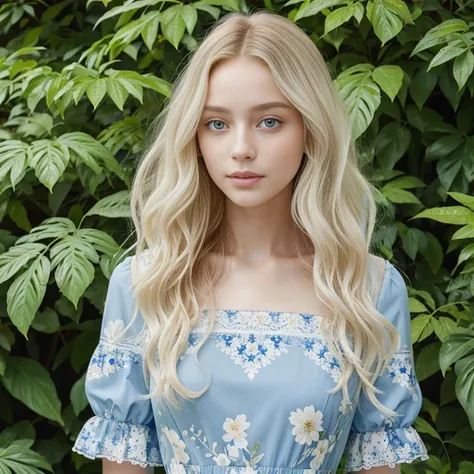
[0,140,30,191]
[85,190,131,218]
[440,328,474,376]
[0,443,53,474]
[6,255,51,338]
[58,132,124,179]
[413,207,474,225]
[50,235,98,308]
[16,218,76,245]
[70,373,87,416]
[0,356,63,426]
[0,243,47,285]
[455,354,474,430]
[29,139,70,192]
[335,64,381,139]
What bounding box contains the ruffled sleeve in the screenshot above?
[72,256,163,468]
[343,260,429,473]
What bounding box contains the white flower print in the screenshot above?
[310,439,330,469]
[226,444,240,459]
[169,457,187,474]
[289,405,324,445]
[222,414,250,449]
[163,426,190,463]
[213,453,231,465]
[104,319,125,342]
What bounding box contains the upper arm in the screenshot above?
[103,458,153,474]
[342,261,428,473]
[72,256,163,469]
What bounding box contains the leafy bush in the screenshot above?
[0,0,473,473]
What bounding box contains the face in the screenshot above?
[196,56,305,208]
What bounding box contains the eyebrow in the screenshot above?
[202,102,292,113]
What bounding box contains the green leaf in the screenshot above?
[70,373,87,416]
[415,342,441,381]
[429,45,467,71]
[453,50,474,90]
[86,78,107,110]
[324,5,354,35]
[181,5,198,35]
[383,176,426,190]
[0,243,47,285]
[452,224,474,240]
[58,132,124,179]
[16,218,76,245]
[383,188,422,204]
[425,134,463,161]
[295,0,349,20]
[0,356,63,426]
[413,207,474,225]
[412,19,469,57]
[50,235,98,308]
[85,190,131,218]
[455,354,474,431]
[335,65,380,139]
[160,5,186,50]
[366,0,404,46]
[0,140,30,191]
[372,65,403,101]
[446,426,474,451]
[76,229,120,257]
[106,78,129,111]
[447,192,474,211]
[440,328,474,376]
[29,139,70,192]
[140,11,161,51]
[432,317,457,343]
[94,0,160,28]
[6,256,50,338]
[411,314,432,343]
[414,416,442,441]
[409,68,438,110]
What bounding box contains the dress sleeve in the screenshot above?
[343,260,429,473]
[72,256,163,467]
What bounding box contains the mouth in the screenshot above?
[228,176,264,187]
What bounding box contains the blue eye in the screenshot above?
[261,118,280,129]
[206,120,226,131]
[205,118,282,131]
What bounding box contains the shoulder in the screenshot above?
[374,258,412,347]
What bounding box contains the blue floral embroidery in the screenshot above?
[384,351,418,401]
[87,342,143,380]
[183,309,341,381]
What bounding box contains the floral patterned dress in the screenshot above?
[72,252,428,473]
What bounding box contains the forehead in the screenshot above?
[204,57,293,111]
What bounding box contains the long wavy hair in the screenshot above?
[127,10,399,415]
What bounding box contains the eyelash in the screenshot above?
[204,117,283,131]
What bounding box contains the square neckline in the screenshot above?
[201,259,390,322]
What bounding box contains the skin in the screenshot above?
[103,56,398,474]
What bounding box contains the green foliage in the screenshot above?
[0,0,473,472]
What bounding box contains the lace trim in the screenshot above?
[343,426,428,473]
[73,414,163,467]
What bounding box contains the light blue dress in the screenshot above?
[72,253,429,473]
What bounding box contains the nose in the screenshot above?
[231,124,256,161]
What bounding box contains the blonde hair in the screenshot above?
[127,10,399,415]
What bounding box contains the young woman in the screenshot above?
[72,10,429,474]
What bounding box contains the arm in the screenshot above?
[359,466,401,474]
[103,459,153,474]
[342,259,428,473]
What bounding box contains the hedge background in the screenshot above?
[0,0,473,473]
